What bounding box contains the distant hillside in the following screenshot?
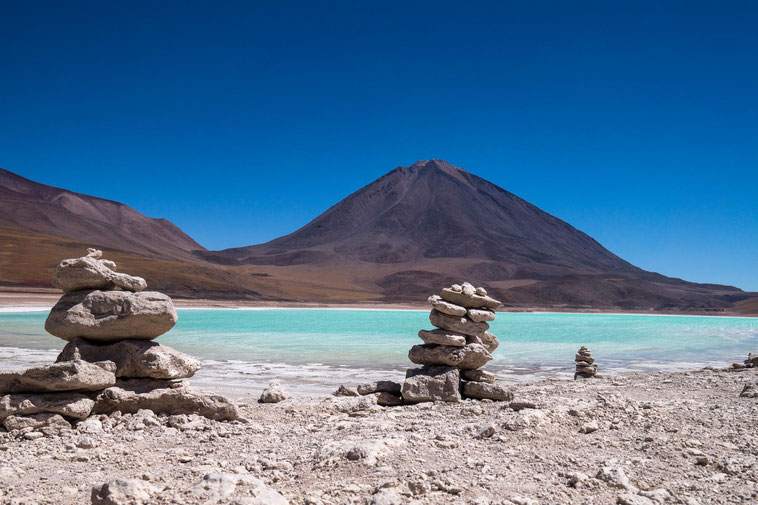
[0,168,204,260]
[1,162,756,314]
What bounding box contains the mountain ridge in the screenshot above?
[1,161,755,314]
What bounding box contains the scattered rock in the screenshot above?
[260,382,289,404]
[580,420,599,433]
[333,384,359,397]
[476,423,497,439]
[375,392,402,407]
[91,478,158,505]
[617,494,656,505]
[739,383,757,398]
[596,466,635,490]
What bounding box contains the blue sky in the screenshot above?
[1,1,756,290]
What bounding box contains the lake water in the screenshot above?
[1,309,756,395]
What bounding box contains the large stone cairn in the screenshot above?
[574,346,598,379]
[401,282,513,403]
[0,249,241,436]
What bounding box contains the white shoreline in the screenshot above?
[0,305,755,319]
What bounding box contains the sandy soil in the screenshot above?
[1,367,756,505]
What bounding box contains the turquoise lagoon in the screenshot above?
[1,309,756,394]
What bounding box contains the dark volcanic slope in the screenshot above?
[205,160,748,311]
[216,160,633,275]
[0,168,204,260]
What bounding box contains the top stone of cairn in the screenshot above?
[52,248,147,293]
[439,282,501,310]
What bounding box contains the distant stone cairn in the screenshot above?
[401,282,513,403]
[574,346,598,379]
[0,249,242,436]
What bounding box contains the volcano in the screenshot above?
[0,161,753,312]
[200,160,748,311]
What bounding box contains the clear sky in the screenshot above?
[1,1,756,291]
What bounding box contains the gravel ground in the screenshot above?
[1,367,757,505]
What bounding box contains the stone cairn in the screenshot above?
[0,249,241,436]
[401,282,513,403]
[574,346,598,379]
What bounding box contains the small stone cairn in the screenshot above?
[401,282,513,403]
[574,346,598,379]
[0,249,241,436]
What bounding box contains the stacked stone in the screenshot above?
[0,250,240,436]
[574,346,598,379]
[401,282,513,403]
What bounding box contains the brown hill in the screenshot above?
[0,168,204,260]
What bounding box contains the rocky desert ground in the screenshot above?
[1,366,756,505]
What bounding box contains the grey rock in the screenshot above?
[440,287,501,309]
[333,385,359,397]
[370,487,402,505]
[429,309,489,337]
[92,379,243,421]
[402,366,461,403]
[0,392,95,421]
[580,420,599,433]
[52,251,147,294]
[746,353,758,367]
[356,381,402,395]
[57,338,200,379]
[461,282,476,296]
[0,360,115,394]
[617,494,655,505]
[427,295,467,316]
[467,308,496,322]
[45,290,178,341]
[576,354,595,364]
[460,369,496,383]
[2,413,71,432]
[375,392,403,407]
[461,381,513,401]
[475,287,487,296]
[408,343,492,369]
[187,473,287,505]
[260,381,289,403]
[467,331,500,353]
[476,423,497,439]
[739,383,758,398]
[91,478,158,505]
[596,466,635,490]
[417,329,466,347]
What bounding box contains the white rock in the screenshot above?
[45,290,178,341]
[260,381,289,404]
